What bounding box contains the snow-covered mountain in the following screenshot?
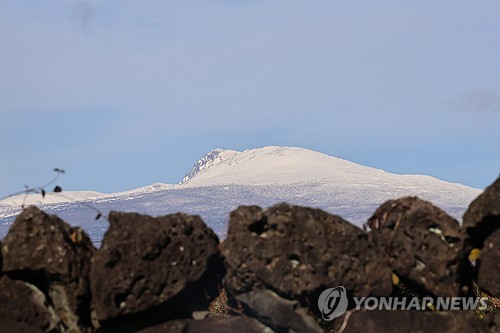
[0,146,482,243]
[180,147,473,191]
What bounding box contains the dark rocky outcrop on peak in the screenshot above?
[90,211,224,332]
[0,177,499,332]
[1,206,95,332]
[0,275,61,333]
[367,196,465,297]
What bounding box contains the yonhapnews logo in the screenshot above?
[317,286,349,320]
[318,286,488,321]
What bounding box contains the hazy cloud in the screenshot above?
[448,90,500,113]
[72,1,95,32]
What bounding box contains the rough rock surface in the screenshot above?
[1,181,498,333]
[135,320,188,333]
[1,206,95,332]
[477,228,500,296]
[464,177,500,247]
[0,275,61,333]
[221,204,392,308]
[90,211,224,332]
[234,289,322,333]
[485,311,500,333]
[367,196,464,296]
[187,317,273,333]
[329,310,489,333]
[137,317,273,333]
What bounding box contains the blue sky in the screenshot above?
[1,0,499,195]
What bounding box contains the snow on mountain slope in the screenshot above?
[1,191,105,207]
[0,146,483,243]
[180,146,479,205]
[181,146,378,186]
[180,146,460,187]
[0,183,174,208]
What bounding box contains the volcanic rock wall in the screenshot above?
[0,178,499,333]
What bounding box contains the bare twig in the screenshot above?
[336,309,358,333]
[0,168,65,202]
[388,212,403,246]
[0,168,106,221]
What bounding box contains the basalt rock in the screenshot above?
[90,211,224,332]
[485,310,500,333]
[367,197,465,297]
[477,228,500,296]
[0,275,61,333]
[1,206,95,332]
[135,320,188,333]
[1,188,497,332]
[328,310,489,333]
[137,317,273,333]
[221,204,392,314]
[187,317,273,333]
[234,288,323,333]
[464,177,500,247]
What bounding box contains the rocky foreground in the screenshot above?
[0,178,499,333]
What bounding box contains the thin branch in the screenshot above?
[336,309,357,333]
[0,168,106,221]
[47,191,107,221]
[38,169,63,191]
[0,169,65,202]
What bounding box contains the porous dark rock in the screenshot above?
[485,310,500,333]
[1,206,95,332]
[135,320,188,333]
[0,275,61,333]
[464,177,500,247]
[234,289,323,333]
[477,228,500,296]
[187,317,273,333]
[137,317,273,333]
[2,192,496,333]
[328,310,489,333]
[90,211,224,332]
[221,204,392,312]
[367,196,465,296]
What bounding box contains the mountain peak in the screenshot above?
[177,146,480,205]
[179,146,385,186]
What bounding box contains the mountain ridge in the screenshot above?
[0,146,483,241]
[179,146,477,189]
